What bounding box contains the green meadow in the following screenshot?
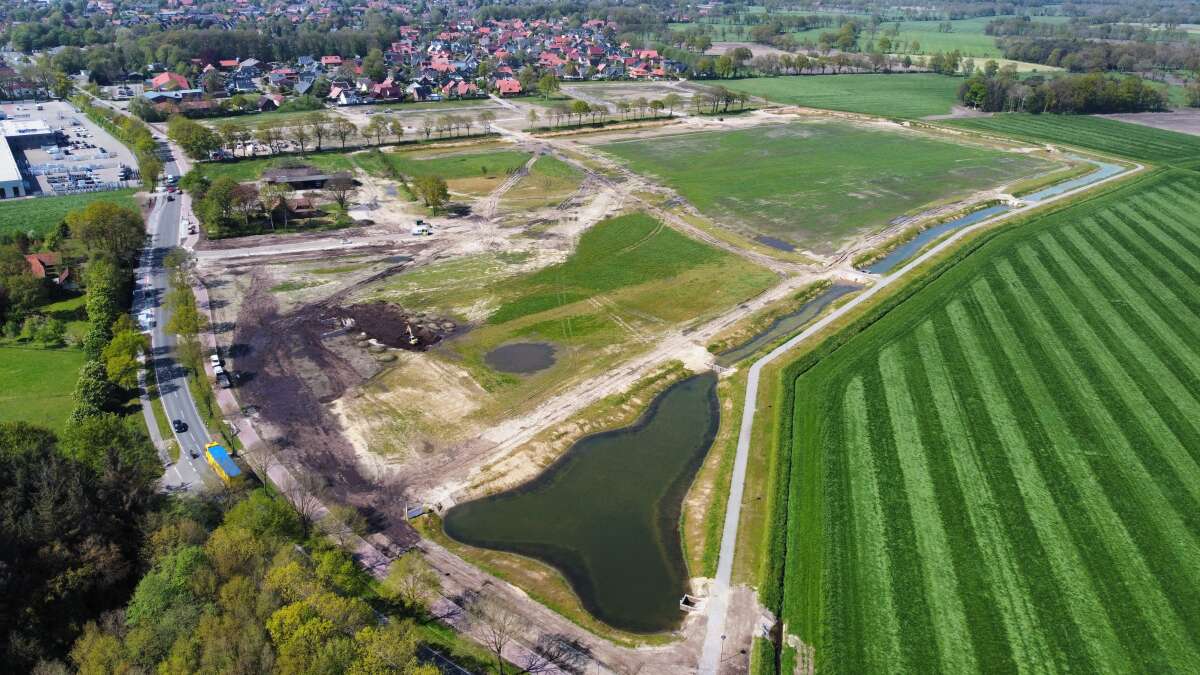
[767,169,1200,672]
[722,73,962,119]
[0,189,139,236]
[601,120,1050,254]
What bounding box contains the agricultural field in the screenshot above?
[0,189,139,236]
[0,346,85,432]
[722,74,961,119]
[771,169,1200,672]
[944,113,1200,165]
[343,212,775,458]
[601,120,1052,254]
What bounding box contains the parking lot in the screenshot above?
[2,100,140,196]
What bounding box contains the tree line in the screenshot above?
[958,64,1169,113]
[998,36,1200,73]
[1,196,164,670]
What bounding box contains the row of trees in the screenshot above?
[959,69,1169,114]
[198,109,500,163]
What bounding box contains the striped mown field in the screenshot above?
[944,114,1200,165]
[772,169,1200,672]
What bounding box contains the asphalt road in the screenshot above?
[133,146,217,492]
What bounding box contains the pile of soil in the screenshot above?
[333,302,456,350]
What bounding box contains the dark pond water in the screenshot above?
[443,372,720,633]
[755,235,796,252]
[484,342,557,374]
[717,284,860,367]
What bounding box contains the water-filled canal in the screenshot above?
[443,372,719,633]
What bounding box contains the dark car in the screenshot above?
[172,419,188,433]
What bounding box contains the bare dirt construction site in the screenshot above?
[193,100,1070,671]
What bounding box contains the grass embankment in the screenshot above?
[944,113,1200,165]
[706,280,834,355]
[681,369,748,577]
[1006,161,1098,198]
[0,346,85,432]
[770,168,1200,671]
[722,73,962,119]
[0,189,140,237]
[602,120,1051,254]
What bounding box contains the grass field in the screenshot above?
[601,121,1051,253]
[500,156,584,212]
[384,147,530,179]
[684,13,1067,57]
[771,168,1200,672]
[196,152,357,182]
[723,73,962,119]
[944,113,1200,164]
[0,346,85,432]
[0,189,139,236]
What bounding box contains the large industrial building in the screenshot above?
[0,118,55,198]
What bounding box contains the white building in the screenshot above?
[0,119,54,199]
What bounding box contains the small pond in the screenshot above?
[717,284,860,367]
[484,342,557,374]
[755,235,796,252]
[443,372,719,633]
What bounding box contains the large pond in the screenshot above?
[443,372,719,633]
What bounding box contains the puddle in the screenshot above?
[484,342,557,374]
[755,235,796,252]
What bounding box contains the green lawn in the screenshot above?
[0,346,85,432]
[384,148,531,179]
[195,152,357,182]
[0,189,139,237]
[770,168,1200,672]
[601,120,1051,254]
[945,113,1200,165]
[489,212,725,324]
[723,73,962,119]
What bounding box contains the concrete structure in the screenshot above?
[0,119,54,198]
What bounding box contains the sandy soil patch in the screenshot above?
[1098,110,1200,137]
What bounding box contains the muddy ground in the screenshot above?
[231,268,420,547]
[333,301,457,349]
